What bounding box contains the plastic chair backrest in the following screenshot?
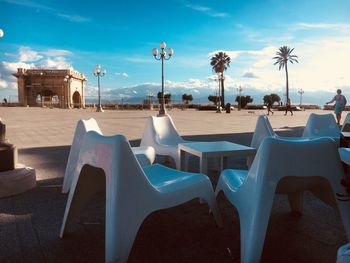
[152,115,183,145]
[250,115,276,149]
[62,118,102,193]
[141,115,183,147]
[77,132,155,201]
[302,113,340,138]
[245,137,343,195]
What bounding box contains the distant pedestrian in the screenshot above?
[326,89,347,125]
[266,99,274,115]
[284,98,293,116]
[3,98,7,104]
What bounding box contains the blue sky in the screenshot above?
[1,0,350,104]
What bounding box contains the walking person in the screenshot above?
[266,98,274,115]
[326,89,347,125]
[284,98,293,116]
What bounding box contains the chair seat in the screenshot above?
[220,169,248,191]
[339,147,350,165]
[143,164,209,193]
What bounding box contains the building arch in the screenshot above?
[72,91,82,108]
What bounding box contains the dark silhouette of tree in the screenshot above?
[182,94,193,104]
[273,46,298,102]
[208,95,221,105]
[235,95,253,109]
[157,92,171,104]
[263,95,272,105]
[270,93,281,104]
[210,52,231,108]
[263,93,281,105]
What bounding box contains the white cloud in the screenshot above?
[295,23,350,32]
[19,46,43,62]
[164,78,208,89]
[42,49,72,56]
[56,13,90,23]
[0,61,34,90]
[115,72,129,78]
[126,57,152,63]
[208,46,277,64]
[2,0,54,11]
[0,78,8,89]
[216,36,350,94]
[0,46,73,90]
[208,50,240,60]
[35,56,72,69]
[3,0,90,23]
[242,72,259,79]
[186,4,229,18]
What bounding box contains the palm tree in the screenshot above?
[273,46,298,103]
[210,52,231,107]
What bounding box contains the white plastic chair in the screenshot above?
[248,115,306,166]
[216,137,350,263]
[247,115,276,167]
[250,115,276,150]
[60,131,222,263]
[337,243,350,263]
[62,118,155,193]
[302,113,340,142]
[140,115,190,169]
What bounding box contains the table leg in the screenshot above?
[180,150,186,171]
[200,157,208,175]
[222,156,228,170]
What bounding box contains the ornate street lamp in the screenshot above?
[152,42,174,116]
[0,29,4,38]
[298,88,304,106]
[93,64,106,112]
[237,86,243,111]
[61,75,69,109]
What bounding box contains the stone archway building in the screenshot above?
[13,68,86,108]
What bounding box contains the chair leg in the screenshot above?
[239,199,274,263]
[207,196,223,228]
[215,175,224,197]
[105,196,150,263]
[287,191,304,213]
[60,165,105,237]
[199,183,223,227]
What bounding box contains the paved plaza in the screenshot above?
[0,107,347,262]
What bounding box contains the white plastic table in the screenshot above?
[179,141,256,175]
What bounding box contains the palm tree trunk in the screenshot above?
[221,74,225,108]
[285,62,289,102]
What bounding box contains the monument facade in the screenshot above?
[13,68,86,108]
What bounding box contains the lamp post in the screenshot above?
[298,88,304,106]
[61,75,69,109]
[216,72,222,113]
[152,42,174,116]
[237,86,243,111]
[93,64,106,112]
[147,91,154,110]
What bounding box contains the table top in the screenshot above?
[341,132,350,138]
[179,141,256,158]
